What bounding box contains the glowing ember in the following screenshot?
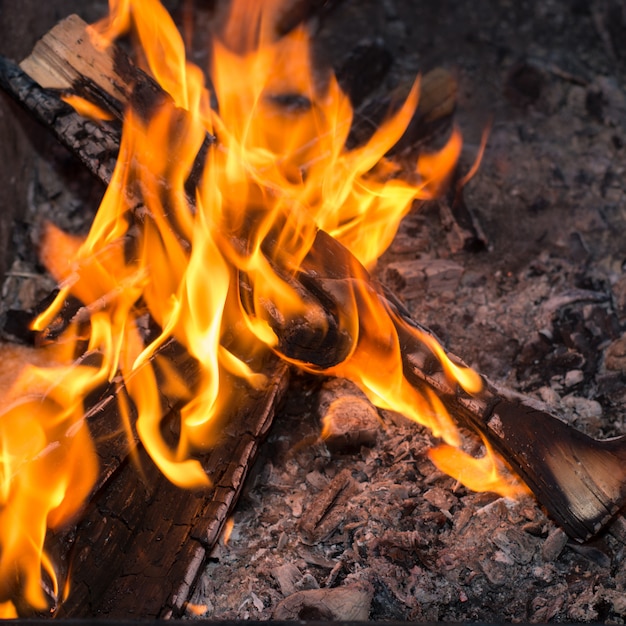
[0,0,525,613]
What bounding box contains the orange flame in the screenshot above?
[61,95,114,121]
[0,345,98,611]
[1,0,523,611]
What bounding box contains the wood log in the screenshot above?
[16,336,287,618]
[1,15,626,619]
[300,229,626,542]
[55,358,289,619]
[0,54,120,187]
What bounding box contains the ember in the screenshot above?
[0,0,625,620]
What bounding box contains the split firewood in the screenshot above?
[0,300,289,615]
[54,358,289,619]
[2,326,289,617]
[299,230,626,542]
[0,54,120,187]
[1,18,626,619]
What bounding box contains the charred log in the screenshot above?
[55,358,289,618]
[298,230,626,541]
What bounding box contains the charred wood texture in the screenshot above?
[44,337,288,618]
[0,54,120,186]
[56,359,289,618]
[392,298,626,541]
[301,230,626,541]
[1,10,626,617]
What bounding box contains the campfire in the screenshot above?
[1,0,626,619]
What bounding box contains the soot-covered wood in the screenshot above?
[55,359,289,618]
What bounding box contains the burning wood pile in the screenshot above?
[0,0,626,620]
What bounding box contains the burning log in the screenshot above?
[1,3,626,617]
[298,230,626,541]
[0,318,289,616]
[0,28,292,615]
[0,22,296,614]
[56,356,289,618]
[3,9,626,540]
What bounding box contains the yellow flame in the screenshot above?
[0,0,517,612]
[0,354,98,610]
[428,437,529,500]
[61,94,114,121]
[0,603,17,619]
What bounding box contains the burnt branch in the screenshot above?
[390,294,626,541]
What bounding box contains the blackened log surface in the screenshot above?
[56,359,289,619]
[486,399,626,541]
[0,56,120,185]
[298,228,626,542]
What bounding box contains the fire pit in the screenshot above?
[1,0,626,621]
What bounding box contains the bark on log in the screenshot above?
[301,229,626,542]
[30,333,288,618]
[55,358,289,619]
[0,54,120,186]
[29,335,288,618]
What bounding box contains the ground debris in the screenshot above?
[272,583,373,621]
